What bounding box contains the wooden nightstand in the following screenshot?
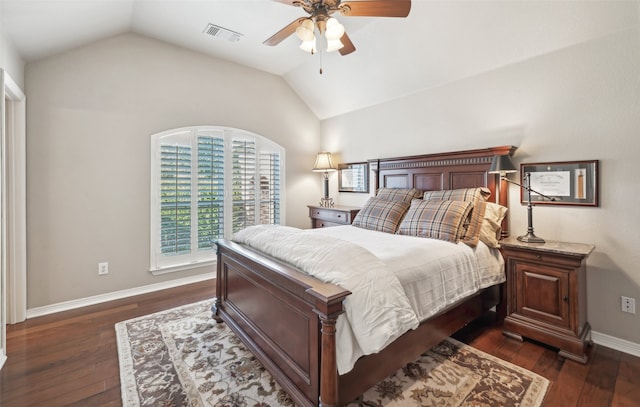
[500,237,595,363]
[307,205,360,229]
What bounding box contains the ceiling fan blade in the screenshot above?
[271,0,300,6]
[264,17,307,46]
[339,32,356,56]
[340,0,411,17]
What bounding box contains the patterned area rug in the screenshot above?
[116,301,549,406]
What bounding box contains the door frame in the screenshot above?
[0,69,27,369]
[1,71,27,347]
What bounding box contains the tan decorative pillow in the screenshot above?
[352,197,411,234]
[422,188,491,246]
[479,202,508,248]
[421,187,491,202]
[375,188,423,202]
[397,199,473,243]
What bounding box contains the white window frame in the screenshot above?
[150,126,285,274]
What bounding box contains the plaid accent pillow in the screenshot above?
[422,188,491,246]
[397,199,473,242]
[352,197,411,234]
[376,188,423,202]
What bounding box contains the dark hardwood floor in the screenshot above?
[1,280,638,406]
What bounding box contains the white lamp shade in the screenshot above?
[295,19,315,41]
[325,18,345,40]
[326,38,344,52]
[300,38,317,54]
[312,152,337,172]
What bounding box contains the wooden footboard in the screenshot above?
[214,239,503,407]
[214,239,351,407]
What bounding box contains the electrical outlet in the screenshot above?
[98,262,109,276]
[621,296,636,314]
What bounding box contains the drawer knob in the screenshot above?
[337,214,342,218]
[563,296,569,302]
[536,254,542,260]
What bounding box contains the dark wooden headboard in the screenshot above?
[369,145,517,236]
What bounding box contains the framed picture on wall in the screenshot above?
[520,160,599,206]
[338,162,369,193]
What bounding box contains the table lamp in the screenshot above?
[489,154,555,243]
[312,152,337,207]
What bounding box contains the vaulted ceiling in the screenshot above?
[2,0,638,119]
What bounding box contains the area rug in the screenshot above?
[116,301,549,407]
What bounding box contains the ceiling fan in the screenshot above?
[264,0,411,56]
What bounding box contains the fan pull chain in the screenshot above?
[319,46,323,74]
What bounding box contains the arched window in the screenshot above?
[150,126,284,273]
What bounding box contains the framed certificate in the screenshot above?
[338,162,369,193]
[520,160,598,206]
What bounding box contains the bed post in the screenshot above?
[313,296,346,407]
[318,315,338,407]
[212,243,223,323]
[371,159,380,192]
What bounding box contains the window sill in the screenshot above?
[150,259,216,276]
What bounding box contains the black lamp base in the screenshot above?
[517,232,545,243]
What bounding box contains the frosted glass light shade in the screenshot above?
[300,38,317,54]
[295,19,315,41]
[326,39,344,52]
[325,18,345,40]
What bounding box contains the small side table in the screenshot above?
[501,237,595,363]
[307,205,360,229]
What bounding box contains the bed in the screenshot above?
[213,145,516,407]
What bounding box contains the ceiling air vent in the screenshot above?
[203,23,243,42]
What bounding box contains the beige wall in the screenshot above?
[323,27,640,345]
[25,33,321,308]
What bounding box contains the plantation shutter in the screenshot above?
[259,152,280,225]
[197,136,225,250]
[232,139,257,233]
[160,144,192,255]
[151,126,284,273]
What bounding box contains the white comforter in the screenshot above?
[232,224,504,374]
[311,225,505,322]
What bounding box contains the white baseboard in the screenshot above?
[0,353,6,370]
[592,330,640,358]
[26,273,215,319]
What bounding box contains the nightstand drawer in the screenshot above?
[309,208,351,224]
[307,205,360,229]
[505,248,580,269]
[312,219,344,228]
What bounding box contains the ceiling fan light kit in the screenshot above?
[264,0,411,58]
[294,16,345,54]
